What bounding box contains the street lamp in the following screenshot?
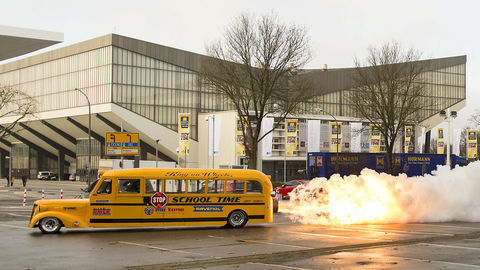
[75,88,91,186]
[318,108,340,173]
[155,139,160,168]
[440,108,457,167]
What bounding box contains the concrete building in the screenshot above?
[0,32,466,181]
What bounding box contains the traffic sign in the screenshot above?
[150,192,168,208]
[105,132,139,156]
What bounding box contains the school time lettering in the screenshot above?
[171,196,241,203]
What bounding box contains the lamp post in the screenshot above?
[440,108,457,167]
[75,88,91,185]
[155,139,159,168]
[318,108,339,173]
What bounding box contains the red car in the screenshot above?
[276,180,310,200]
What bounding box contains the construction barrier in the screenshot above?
[60,189,63,199]
[23,189,26,207]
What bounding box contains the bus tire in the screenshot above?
[39,217,62,234]
[227,210,248,228]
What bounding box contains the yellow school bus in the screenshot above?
[29,168,274,234]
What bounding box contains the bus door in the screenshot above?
[113,178,145,224]
[89,178,114,226]
[164,179,187,225]
[244,180,266,219]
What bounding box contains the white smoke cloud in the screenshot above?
[284,161,480,225]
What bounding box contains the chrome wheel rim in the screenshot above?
[41,217,60,233]
[230,212,246,226]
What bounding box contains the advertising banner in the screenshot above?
[467,130,478,159]
[307,120,321,152]
[437,128,444,154]
[208,115,221,157]
[369,124,381,153]
[236,117,247,157]
[350,122,362,153]
[178,113,190,156]
[453,128,461,156]
[261,117,274,157]
[298,122,307,152]
[285,119,298,157]
[329,122,342,153]
[404,125,413,153]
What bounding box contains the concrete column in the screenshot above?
[0,152,4,178]
[57,150,65,180]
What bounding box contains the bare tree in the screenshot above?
[0,85,36,140]
[468,109,480,129]
[200,13,311,169]
[348,41,429,174]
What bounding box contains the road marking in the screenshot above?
[0,223,29,229]
[7,213,31,217]
[409,223,480,230]
[241,239,314,250]
[208,235,224,239]
[346,226,454,236]
[285,230,391,242]
[247,262,312,270]
[117,241,205,256]
[1,207,32,211]
[344,250,480,269]
[421,243,480,251]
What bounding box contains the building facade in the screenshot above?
[0,34,466,181]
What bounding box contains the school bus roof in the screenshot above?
[101,168,271,183]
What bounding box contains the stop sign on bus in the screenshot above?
[150,192,168,208]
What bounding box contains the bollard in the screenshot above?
[42,189,45,200]
[60,189,63,199]
[23,189,27,207]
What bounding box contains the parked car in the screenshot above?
[276,180,310,200]
[37,171,57,180]
[68,173,77,181]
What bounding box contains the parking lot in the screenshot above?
[2,179,480,269]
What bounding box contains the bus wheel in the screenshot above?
[227,210,248,228]
[39,217,62,234]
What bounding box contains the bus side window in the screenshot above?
[97,179,112,194]
[246,180,262,194]
[165,179,186,193]
[188,180,206,193]
[207,180,224,193]
[118,179,140,193]
[227,180,244,194]
[146,179,162,194]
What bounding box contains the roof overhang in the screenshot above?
[0,25,63,61]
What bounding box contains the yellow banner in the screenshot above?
[370,124,381,153]
[404,125,413,153]
[178,113,190,156]
[236,117,246,157]
[286,119,298,157]
[329,122,342,153]
[437,128,444,154]
[467,130,478,159]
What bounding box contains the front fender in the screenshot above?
[29,211,89,229]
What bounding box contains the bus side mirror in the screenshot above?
[270,191,276,197]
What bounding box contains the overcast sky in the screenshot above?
[2,0,479,131]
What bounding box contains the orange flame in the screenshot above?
[283,169,419,225]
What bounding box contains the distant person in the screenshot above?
[22,175,27,187]
[6,175,9,186]
[10,176,14,187]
